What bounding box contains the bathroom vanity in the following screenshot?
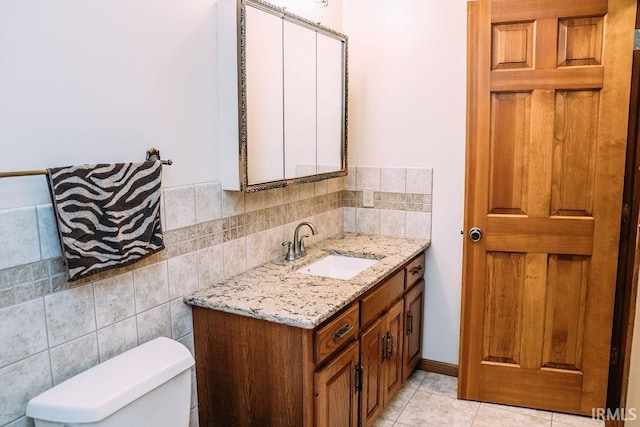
[185,234,429,426]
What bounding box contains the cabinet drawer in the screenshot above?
[315,303,360,365]
[361,270,404,327]
[405,253,425,289]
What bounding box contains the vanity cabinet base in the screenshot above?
[192,306,315,427]
[191,251,426,427]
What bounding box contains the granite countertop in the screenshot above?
[184,233,430,329]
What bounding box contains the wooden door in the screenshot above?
[314,341,359,427]
[383,299,404,407]
[359,317,384,427]
[459,0,636,415]
[403,280,425,380]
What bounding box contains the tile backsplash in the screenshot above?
[343,166,433,239]
[0,167,432,427]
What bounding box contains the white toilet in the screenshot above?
[26,337,195,427]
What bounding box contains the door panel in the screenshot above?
[552,91,600,216]
[542,255,590,371]
[314,341,359,427]
[403,280,425,380]
[360,317,384,426]
[460,0,635,415]
[489,92,531,215]
[483,252,525,365]
[383,299,404,407]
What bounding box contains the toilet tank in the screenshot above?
[26,337,195,427]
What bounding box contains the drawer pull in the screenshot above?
[407,313,414,334]
[411,265,424,276]
[332,323,353,341]
[386,332,394,359]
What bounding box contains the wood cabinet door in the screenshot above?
[460,0,636,415]
[403,280,425,380]
[383,299,404,407]
[314,341,359,427]
[359,317,384,427]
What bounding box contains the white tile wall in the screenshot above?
[283,185,299,203]
[406,211,432,239]
[380,168,406,193]
[346,166,357,191]
[222,191,245,217]
[264,188,283,208]
[45,284,96,347]
[356,208,381,234]
[94,273,135,329]
[133,262,170,313]
[299,182,315,200]
[36,205,61,260]
[245,191,266,213]
[137,303,172,344]
[351,166,434,240]
[406,167,433,195]
[163,186,197,231]
[343,207,356,233]
[356,166,381,191]
[0,352,52,425]
[264,225,286,262]
[97,316,138,362]
[380,210,406,237]
[246,232,267,270]
[197,244,224,289]
[170,298,193,339]
[50,333,100,385]
[315,179,329,196]
[168,253,199,300]
[0,208,40,270]
[194,182,222,223]
[223,237,247,278]
[0,300,47,368]
[0,176,349,427]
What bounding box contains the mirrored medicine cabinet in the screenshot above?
[218,0,348,192]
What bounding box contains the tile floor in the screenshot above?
[374,370,605,427]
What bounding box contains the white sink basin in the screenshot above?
[296,254,378,280]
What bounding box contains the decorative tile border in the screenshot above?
[0,167,435,309]
[342,190,432,212]
[0,190,344,309]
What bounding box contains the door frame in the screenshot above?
[609,3,640,422]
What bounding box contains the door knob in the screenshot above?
[469,227,483,242]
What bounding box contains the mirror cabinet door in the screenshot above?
[284,21,317,179]
[246,5,284,185]
[219,0,347,191]
[316,32,345,174]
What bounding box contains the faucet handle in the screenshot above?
[298,235,310,257]
[281,241,295,261]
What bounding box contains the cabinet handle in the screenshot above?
[386,332,394,359]
[381,336,388,361]
[411,265,424,276]
[354,363,363,394]
[332,323,353,341]
[407,313,414,334]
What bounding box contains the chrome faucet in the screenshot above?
[282,221,318,261]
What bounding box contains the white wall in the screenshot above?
[344,0,468,364]
[0,0,342,210]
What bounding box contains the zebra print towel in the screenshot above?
[47,161,165,282]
